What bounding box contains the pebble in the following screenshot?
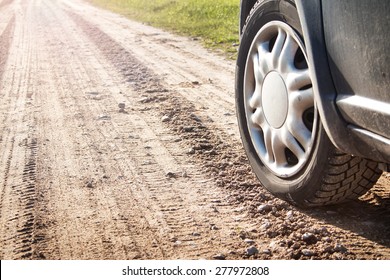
[262,249,271,255]
[334,244,348,253]
[323,237,332,243]
[286,210,294,221]
[183,126,194,132]
[292,243,301,250]
[166,171,176,178]
[187,148,196,154]
[301,249,315,257]
[118,102,126,110]
[244,239,255,245]
[192,232,201,237]
[246,246,259,256]
[260,221,271,231]
[269,241,279,252]
[257,204,273,213]
[97,114,111,120]
[161,115,170,122]
[86,180,94,188]
[210,225,219,230]
[205,149,217,156]
[302,232,318,245]
[213,254,226,260]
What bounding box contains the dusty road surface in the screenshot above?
[0,0,389,260]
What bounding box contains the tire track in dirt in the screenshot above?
[26,1,165,259]
[0,15,14,83]
[0,2,39,259]
[64,0,239,141]
[2,0,255,260]
[65,10,256,259]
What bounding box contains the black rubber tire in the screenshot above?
[235,0,382,207]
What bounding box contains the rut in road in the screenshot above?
[0,0,257,260]
[0,0,389,260]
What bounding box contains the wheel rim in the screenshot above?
[243,21,318,178]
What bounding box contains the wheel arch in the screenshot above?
[295,0,390,163]
[239,0,390,163]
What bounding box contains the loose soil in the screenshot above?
[0,0,389,260]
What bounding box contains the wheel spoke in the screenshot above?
[249,88,261,109]
[270,28,286,68]
[251,107,265,128]
[286,117,312,152]
[271,131,287,167]
[257,43,270,77]
[262,125,274,163]
[286,69,311,91]
[289,88,314,115]
[281,127,306,161]
[252,53,263,86]
[278,34,298,73]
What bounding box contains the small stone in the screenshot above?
[258,204,273,213]
[244,239,255,245]
[187,148,196,154]
[166,171,176,178]
[292,243,301,250]
[205,149,217,156]
[213,254,226,260]
[269,241,279,251]
[97,114,111,120]
[210,225,219,230]
[301,249,315,257]
[192,232,201,237]
[302,232,318,245]
[262,249,271,255]
[118,102,126,109]
[183,126,194,132]
[334,244,348,253]
[161,115,170,122]
[86,180,94,188]
[266,230,278,238]
[260,221,271,231]
[323,237,332,243]
[322,246,334,254]
[246,246,259,256]
[286,210,294,221]
[182,172,188,178]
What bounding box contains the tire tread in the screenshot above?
[307,149,382,206]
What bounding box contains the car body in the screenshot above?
[235,0,389,206]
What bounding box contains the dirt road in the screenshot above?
[0,0,389,260]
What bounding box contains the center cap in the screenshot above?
[262,71,288,128]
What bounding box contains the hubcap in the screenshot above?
[243,21,317,177]
[262,71,288,128]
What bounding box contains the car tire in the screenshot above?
[235,0,382,207]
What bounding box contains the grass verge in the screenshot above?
[87,0,240,58]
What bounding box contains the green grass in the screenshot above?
[87,0,240,58]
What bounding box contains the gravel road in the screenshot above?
[0,0,389,260]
